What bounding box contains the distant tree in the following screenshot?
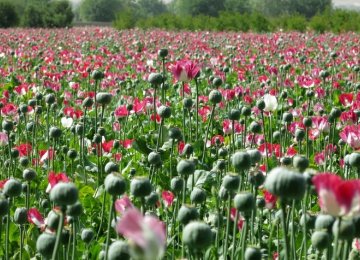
[136,0,167,17]
[79,0,123,22]
[224,0,250,14]
[45,0,74,27]
[22,4,45,27]
[292,0,332,18]
[0,1,19,27]
[174,0,225,17]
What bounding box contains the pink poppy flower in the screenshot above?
[46,172,69,192]
[340,125,360,150]
[28,208,45,229]
[313,173,360,217]
[115,196,134,214]
[162,191,174,207]
[116,208,166,260]
[0,132,8,146]
[263,190,277,209]
[171,60,200,82]
[15,143,32,157]
[230,208,244,230]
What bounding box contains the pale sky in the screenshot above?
[333,0,360,6]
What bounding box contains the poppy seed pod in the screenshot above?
[145,191,159,206]
[208,89,222,104]
[183,98,193,109]
[148,151,161,165]
[19,157,29,167]
[47,210,60,230]
[50,182,79,206]
[182,143,194,156]
[130,177,152,197]
[169,127,182,141]
[218,147,228,157]
[45,93,56,105]
[311,230,330,251]
[245,247,262,260]
[303,117,312,127]
[171,176,184,194]
[4,179,22,197]
[349,153,360,168]
[247,149,262,165]
[218,186,230,201]
[177,205,199,225]
[282,112,293,123]
[14,207,27,225]
[228,108,241,121]
[82,97,94,108]
[157,105,171,119]
[49,126,62,139]
[250,121,261,134]
[108,240,131,260]
[234,192,255,212]
[249,171,265,188]
[256,100,265,111]
[293,155,309,172]
[23,168,36,181]
[212,77,223,87]
[183,222,213,252]
[96,92,112,105]
[190,187,207,204]
[2,120,13,132]
[104,173,126,196]
[148,73,163,86]
[36,232,56,258]
[105,161,119,174]
[332,218,355,240]
[81,228,94,244]
[66,201,83,217]
[264,167,306,200]
[0,198,9,216]
[177,160,195,176]
[67,149,77,160]
[222,174,240,192]
[315,214,335,233]
[241,106,251,117]
[158,48,168,58]
[91,70,104,81]
[232,151,251,172]
[295,129,305,141]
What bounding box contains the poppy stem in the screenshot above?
[52,207,65,260]
[281,200,290,260]
[104,196,115,260]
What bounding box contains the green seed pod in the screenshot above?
[23,168,37,181]
[311,230,330,251]
[148,73,163,86]
[14,207,27,225]
[47,210,60,230]
[50,182,79,206]
[67,149,77,160]
[105,173,126,196]
[4,179,22,197]
[66,201,83,217]
[245,246,262,260]
[36,232,56,258]
[249,170,265,188]
[96,92,112,105]
[49,126,62,139]
[183,98,193,110]
[170,176,184,194]
[241,106,251,117]
[250,121,262,134]
[349,153,360,168]
[130,177,152,197]
[148,152,161,165]
[332,218,355,241]
[256,100,265,111]
[264,167,306,200]
[222,174,240,192]
[282,112,293,123]
[208,89,222,104]
[190,187,207,204]
[0,198,9,216]
[157,105,171,118]
[234,192,255,212]
[108,240,131,260]
[177,160,195,176]
[168,127,182,141]
[2,120,13,132]
[104,162,119,174]
[158,48,168,58]
[212,77,223,87]
[145,191,159,206]
[247,149,262,165]
[228,108,241,121]
[177,205,199,225]
[45,93,56,105]
[81,228,94,244]
[218,187,230,201]
[91,70,104,81]
[293,155,309,172]
[19,156,29,167]
[232,151,251,172]
[82,97,94,108]
[315,214,335,233]
[182,222,213,251]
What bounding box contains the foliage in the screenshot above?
[0,1,19,28]
[79,0,123,22]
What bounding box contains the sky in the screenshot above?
[333,0,360,7]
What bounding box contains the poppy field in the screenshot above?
[0,27,360,260]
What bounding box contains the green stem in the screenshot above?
[332,217,341,260]
[201,105,215,162]
[52,208,65,260]
[281,201,290,260]
[104,197,115,260]
[5,198,10,260]
[223,195,232,259]
[195,79,199,141]
[231,210,239,259]
[71,219,76,260]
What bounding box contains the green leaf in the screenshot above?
[132,138,152,155]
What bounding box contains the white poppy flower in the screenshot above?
[263,94,278,112]
[61,117,73,128]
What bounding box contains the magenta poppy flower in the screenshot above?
[162,190,174,207]
[171,60,200,82]
[340,125,360,150]
[230,208,244,230]
[313,173,360,217]
[116,208,166,260]
[46,172,69,192]
[263,190,277,209]
[27,208,45,229]
[0,132,8,146]
[115,196,134,214]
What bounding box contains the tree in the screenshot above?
[0,1,19,27]
[45,0,74,27]
[174,0,225,17]
[224,0,251,14]
[79,0,123,22]
[22,4,45,27]
[292,0,332,18]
